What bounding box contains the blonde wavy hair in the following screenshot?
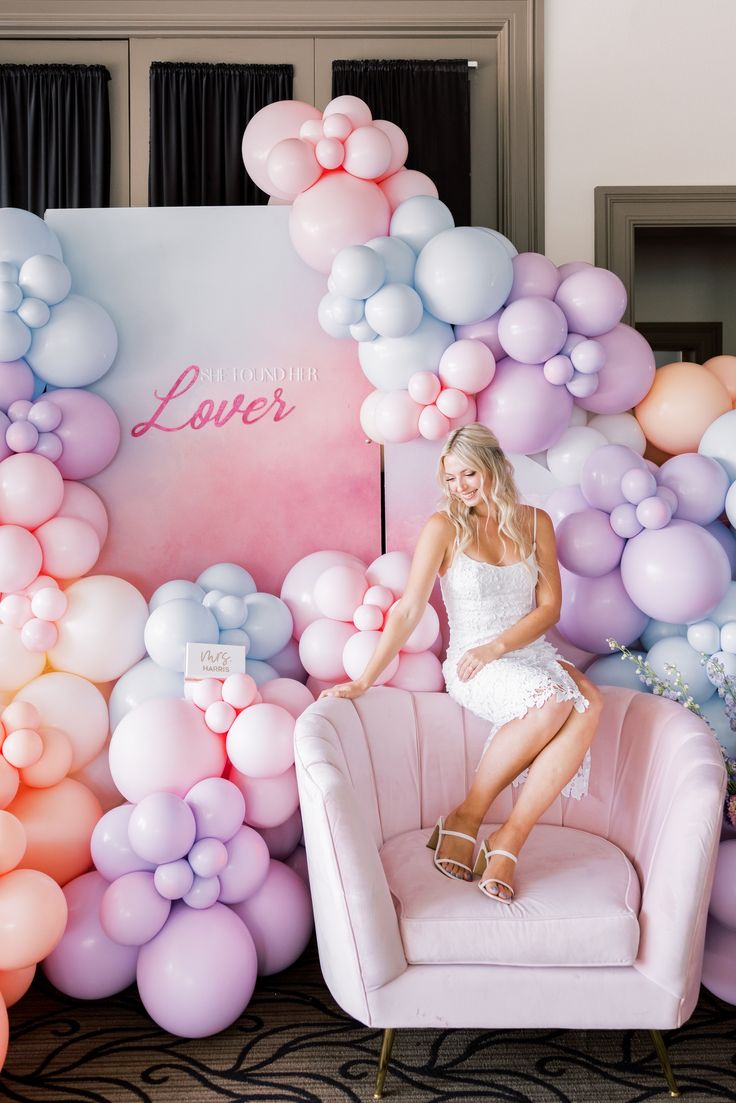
[437,424,533,566]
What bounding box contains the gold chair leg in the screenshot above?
[373,1027,396,1099]
[649,1029,681,1097]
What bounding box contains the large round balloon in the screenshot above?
[108,657,184,730]
[358,312,454,390]
[585,652,648,693]
[280,550,366,640]
[0,868,67,970]
[0,452,64,528]
[635,362,731,455]
[41,870,138,998]
[15,671,108,771]
[136,901,258,1037]
[49,575,148,682]
[9,777,103,886]
[0,209,63,267]
[144,598,219,672]
[476,358,573,454]
[497,296,568,364]
[46,388,121,480]
[242,100,322,197]
[0,624,45,693]
[579,443,647,513]
[574,324,655,415]
[647,636,716,704]
[26,294,118,387]
[554,268,627,337]
[658,453,729,525]
[414,226,514,326]
[620,520,730,623]
[556,509,625,578]
[289,172,391,274]
[230,859,313,975]
[558,567,649,654]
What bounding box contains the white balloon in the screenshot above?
[26,293,118,386]
[16,297,50,328]
[546,426,608,486]
[588,412,646,455]
[568,405,588,427]
[0,209,63,267]
[699,410,736,482]
[18,254,72,306]
[49,575,148,682]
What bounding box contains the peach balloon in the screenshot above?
[0,993,6,1070]
[704,355,736,405]
[0,963,35,1007]
[0,759,19,811]
[0,810,26,873]
[9,777,102,886]
[0,868,67,969]
[48,575,148,683]
[57,480,109,545]
[16,672,109,771]
[635,362,731,454]
[0,625,45,694]
[20,727,74,788]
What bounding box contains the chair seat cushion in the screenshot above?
[380,823,641,967]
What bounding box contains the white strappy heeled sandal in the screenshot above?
[474,840,518,903]
[426,816,476,882]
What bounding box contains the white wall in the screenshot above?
[545,0,736,263]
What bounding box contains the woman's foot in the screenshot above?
[433,809,479,882]
[477,825,525,900]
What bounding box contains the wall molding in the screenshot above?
[594,185,736,325]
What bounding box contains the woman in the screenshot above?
[321,424,602,903]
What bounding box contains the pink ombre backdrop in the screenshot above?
[45,207,381,598]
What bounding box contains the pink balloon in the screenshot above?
[280,550,366,640]
[436,388,468,419]
[56,482,109,546]
[364,584,394,610]
[322,113,351,141]
[30,586,67,621]
[0,452,63,528]
[555,268,627,337]
[323,95,372,128]
[506,252,561,303]
[418,404,450,441]
[620,520,730,623]
[313,564,367,621]
[217,824,270,902]
[343,125,392,180]
[0,757,20,809]
[558,566,649,653]
[353,603,383,631]
[388,650,445,691]
[408,371,442,405]
[289,172,391,274]
[109,698,227,804]
[2,728,42,768]
[0,593,32,629]
[221,673,258,710]
[204,700,236,734]
[0,526,42,591]
[454,310,505,361]
[439,339,496,395]
[47,389,121,481]
[258,677,314,720]
[359,390,385,444]
[266,137,322,198]
[241,100,322,197]
[366,552,410,595]
[229,764,300,829]
[373,120,409,180]
[378,169,438,212]
[575,324,656,415]
[258,808,303,860]
[476,358,573,454]
[375,390,422,443]
[20,726,73,787]
[556,509,625,577]
[298,617,356,681]
[557,260,592,281]
[226,703,295,778]
[34,516,101,580]
[315,137,345,170]
[342,630,398,685]
[230,859,313,975]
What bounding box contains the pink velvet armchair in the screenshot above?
[294,685,726,1098]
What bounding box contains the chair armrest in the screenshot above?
[607,693,726,1002]
[294,703,407,1021]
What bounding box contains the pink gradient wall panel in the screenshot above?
[45,208,381,598]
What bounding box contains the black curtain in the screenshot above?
[149,62,293,206]
[0,64,111,215]
[332,59,470,225]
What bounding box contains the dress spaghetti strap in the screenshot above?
[532,507,537,551]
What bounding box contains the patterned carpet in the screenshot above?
[1,941,735,1103]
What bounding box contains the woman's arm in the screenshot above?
[456,509,562,682]
[320,513,451,699]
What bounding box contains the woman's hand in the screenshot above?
[319,680,368,701]
[456,641,503,683]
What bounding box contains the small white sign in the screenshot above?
[185,642,246,679]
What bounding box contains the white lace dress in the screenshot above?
[440,526,591,800]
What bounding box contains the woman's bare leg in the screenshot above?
[479,670,603,898]
[437,694,574,879]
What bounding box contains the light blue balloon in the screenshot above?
[149,579,206,611]
[219,628,250,649]
[109,658,184,731]
[330,244,386,300]
[647,636,715,704]
[365,235,416,286]
[700,694,736,757]
[481,227,519,258]
[389,196,455,255]
[710,581,736,627]
[364,283,423,339]
[196,563,256,597]
[213,595,247,630]
[414,226,514,325]
[144,598,219,672]
[246,659,278,686]
[242,592,293,660]
[27,293,118,386]
[0,313,31,361]
[19,254,72,305]
[707,521,736,576]
[586,652,649,693]
[358,311,454,390]
[640,619,687,651]
[0,208,63,267]
[318,293,352,339]
[349,318,377,343]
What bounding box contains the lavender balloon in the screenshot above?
[185,777,245,842]
[556,509,625,578]
[506,252,560,302]
[545,484,589,527]
[497,297,568,365]
[0,359,34,409]
[609,503,642,539]
[91,804,155,881]
[476,357,573,454]
[559,566,648,653]
[575,324,656,415]
[554,267,627,337]
[46,388,121,480]
[658,453,730,525]
[127,792,197,865]
[100,871,171,946]
[230,860,313,976]
[580,444,647,513]
[620,520,731,623]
